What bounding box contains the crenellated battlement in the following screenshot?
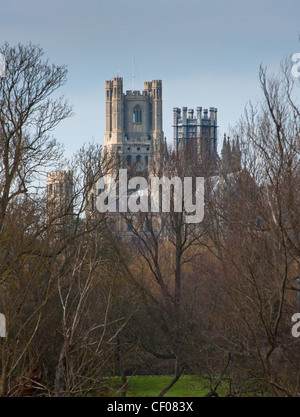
[104,76,164,171]
[173,106,218,160]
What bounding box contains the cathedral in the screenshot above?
[46,76,241,230]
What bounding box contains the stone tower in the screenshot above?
[173,106,218,166]
[104,77,164,172]
[47,170,74,233]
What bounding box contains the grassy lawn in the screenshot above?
[103,375,221,397]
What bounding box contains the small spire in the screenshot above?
[164,136,168,155]
[232,139,236,154]
[226,136,231,154]
[221,134,227,155]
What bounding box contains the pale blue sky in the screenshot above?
[2,0,300,157]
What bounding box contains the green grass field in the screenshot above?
[103,375,221,397]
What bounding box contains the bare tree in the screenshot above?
[0,42,73,232]
[206,59,300,396]
[107,147,212,396]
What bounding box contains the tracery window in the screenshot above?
[133,105,142,124]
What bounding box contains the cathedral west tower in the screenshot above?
[104,77,164,171]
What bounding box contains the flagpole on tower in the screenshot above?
[132,56,135,91]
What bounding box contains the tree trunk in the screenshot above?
[54,349,66,397]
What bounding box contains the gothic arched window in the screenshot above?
[126,155,132,166]
[133,105,142,124]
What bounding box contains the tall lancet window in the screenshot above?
[133,105,142,124]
